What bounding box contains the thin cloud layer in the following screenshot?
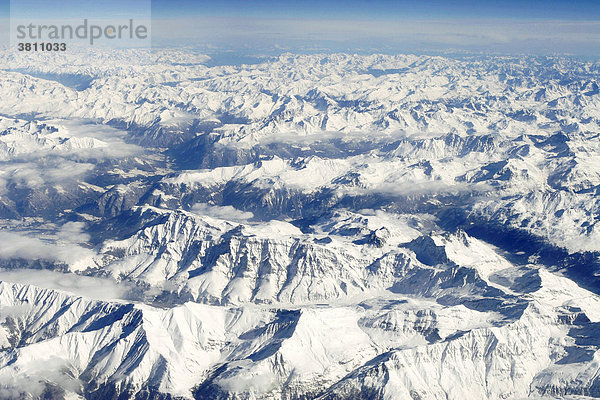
[0,269,132,301]
[0,230,95,266]
[152,17,600,55]
[191,203,254,222]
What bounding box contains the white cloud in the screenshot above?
[0,230,95,266]
[57,221,91,244]
[0,117,144,195]
[191,203,254,222]
[0,269,132,301]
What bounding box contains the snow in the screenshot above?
[0,49,599,399]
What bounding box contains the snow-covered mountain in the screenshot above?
[0,48,599,399]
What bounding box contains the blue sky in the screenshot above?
[2,0,600,19]
[151,0,600,20]
[2,0,599,55]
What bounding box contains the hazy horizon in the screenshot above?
[1,0,599,56]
